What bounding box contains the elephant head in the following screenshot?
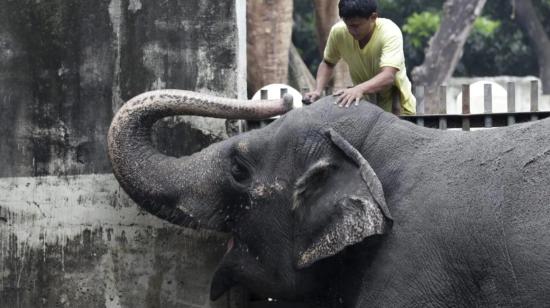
[108,90,392,301]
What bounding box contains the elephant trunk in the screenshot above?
[108,89,292,230]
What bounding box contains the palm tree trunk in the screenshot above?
[247,0,294,94]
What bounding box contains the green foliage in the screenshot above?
[473,17,500,37]
[403,12,500,49]
[378,0,443,25]
[392,4,506,76]
[402,12,440,48]
[456,0,537,77]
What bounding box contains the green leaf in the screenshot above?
[473,16,501,37]
[402,11,440,48]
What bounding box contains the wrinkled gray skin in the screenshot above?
[108,90,550,307]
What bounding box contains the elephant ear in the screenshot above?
[293,128,392,269]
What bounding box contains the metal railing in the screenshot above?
[402,81,550,130]
[245,81,549,133]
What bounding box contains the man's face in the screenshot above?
[343,13,377,42]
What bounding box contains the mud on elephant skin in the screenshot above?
[108,90,550,307]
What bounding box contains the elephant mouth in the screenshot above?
[210,237,240,301]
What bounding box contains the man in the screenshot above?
[304,0,416,115]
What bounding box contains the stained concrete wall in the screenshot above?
[0,0,245,307]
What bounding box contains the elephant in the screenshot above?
[108,89,550,307]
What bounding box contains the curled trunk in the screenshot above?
[108,89,292,230]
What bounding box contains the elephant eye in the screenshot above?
[230,159,250,184]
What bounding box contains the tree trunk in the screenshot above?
[412,0,487,113]
[513,0,550,94]
[247,0,294,95]
[288,43,316,92]
[314,0,352,91]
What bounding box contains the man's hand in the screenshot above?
[334,85,365,108]
[303,90,322,105]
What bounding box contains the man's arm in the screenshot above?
[335,66,397,108]
[303,60,336,103]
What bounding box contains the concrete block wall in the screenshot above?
[0,0,245,307]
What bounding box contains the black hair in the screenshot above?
[338,0,377,19]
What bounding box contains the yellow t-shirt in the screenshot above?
[324,18,416,115]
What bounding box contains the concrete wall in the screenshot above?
[0,0,245,307]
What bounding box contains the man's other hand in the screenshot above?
[334,86,365,108]
[302,90,322,105]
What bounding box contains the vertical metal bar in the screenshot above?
[279,88,289,126]
[462,84,470,131]
[484,84,493,128]
[239,119,248,132]
[415,86,424,126]
[531,80,539,121]
[260,89,268,127]
[507,82,516,126]
[439,85,447,130]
